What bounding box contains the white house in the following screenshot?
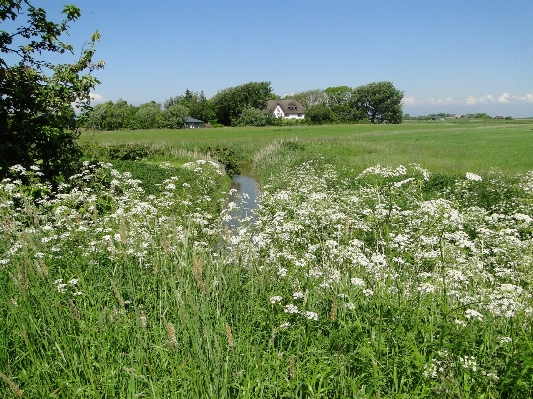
[263,99,306,119]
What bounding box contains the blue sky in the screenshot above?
[19,0,533,117]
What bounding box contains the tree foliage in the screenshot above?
[182,91,215,122]
[290,89,326,108]
[351,81,404,124]
[305,104,337,125]
[231,107,266,127]
[291,83,403,125]
[160,104,188,129]
[211,81,272,126]
[162,90,215,122]
[136,101,163,129]
[0,0,104,182]
[325,86,361,123]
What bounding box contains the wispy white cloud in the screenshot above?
[90,93,105,103]
[368,92,533,111]
[498,93,510,103]
[466,95,495,106]
[427,97,456,105]
[402,96,416,106]
[385,91,533,108]
[519,93,533,103]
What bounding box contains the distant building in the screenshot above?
[494,116,505,119]
[263,99,306,119]
[184,117,205,128]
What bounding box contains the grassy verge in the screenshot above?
[2,130,533,397]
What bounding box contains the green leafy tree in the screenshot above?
[291,89,326,108]
[135,101,162,129]
[325,86,359,123]
[163,95,184,110]
[161,104,188,129]
[211,81,272,125]
[305,104,337,125]
[0,0,104,182]
[231,107,266,127]
[85,103,107,130]
[101,99,137,130]
[351,82,404,124]
[188,91,216,122]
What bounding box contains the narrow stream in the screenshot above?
[222,163,260,234]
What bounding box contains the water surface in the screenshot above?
[223,164,260,233]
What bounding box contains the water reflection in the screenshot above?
[224,174,260,231]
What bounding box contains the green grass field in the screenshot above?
[2,120,533,397]
[80,119,533,175]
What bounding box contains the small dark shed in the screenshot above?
[184,117,205,129]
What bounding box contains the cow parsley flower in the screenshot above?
[466,172,482,182]
[465,309,483,321]
[293,292,305,300]
[454,319,467,327]
[303,311,319,321]
[460,356,477,372]
[351,277,366,287]
[284,304,299,314]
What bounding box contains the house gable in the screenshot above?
[263,99,306,119]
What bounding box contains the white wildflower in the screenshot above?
[284,304,299,314]
[454,319,467,327]
[57,283,68,294]
[293,292,305,300]
[417,283,436,294]
[465,309,483,321]
[459,356,477,372]
[303,311,318,321]
[466,172,482,182]
[423,363,438,379]
[350,277,366,287]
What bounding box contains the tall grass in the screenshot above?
[2,140,533,397]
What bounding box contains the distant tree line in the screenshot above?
[83,90,216,130]
[291,82,404,124]
[403,113,514,121]
[82,81,404,130]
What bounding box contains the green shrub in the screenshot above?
[305,104,337,124]
[204,146,241,175]
[107,143,157,160]
[231,107,267,127]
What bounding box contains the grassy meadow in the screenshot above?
[80,119,533,175]
[2,119,533,397]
